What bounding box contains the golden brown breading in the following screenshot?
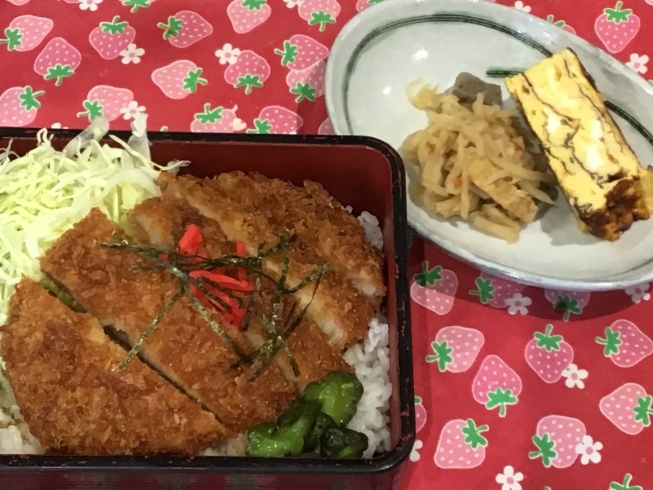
[40,209,298,433]
[1,279,230,456]
[129,196,353,390]
[246,172,386,303]
[164,174,375,350]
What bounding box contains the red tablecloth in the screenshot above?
[1,0,652,488]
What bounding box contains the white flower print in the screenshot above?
[504,293,532,316]
[120,101,146,121]
[625,283,650,304]
[626,53,649,75]
[495,466,524,490]
[284,0,304,7]
[513,1,531,12]
[50,122,69,129]
[231,118,247,132]
[79,0,102,11]
[561,363,588,389]
[574,435,602,465]
[215,43,241,66]
[409,439,423,462]
[120,43,144,65]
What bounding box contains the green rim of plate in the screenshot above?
[341,12,653,146]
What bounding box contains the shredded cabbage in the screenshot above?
[0,120,183,327]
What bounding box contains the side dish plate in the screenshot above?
[325,0,653,291]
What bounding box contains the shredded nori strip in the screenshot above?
[101,231,329,377]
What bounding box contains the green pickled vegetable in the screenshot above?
[303,372,363,426]
[246,401,320,457]
[304,412,336,453]
[320,426,369,459]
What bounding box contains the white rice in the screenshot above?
[0,211,391,458]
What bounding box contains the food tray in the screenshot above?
[0,130,414,490]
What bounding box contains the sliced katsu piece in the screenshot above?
[1,279,230,456]
[241,173,385,304]
[160,173,375,350]
[128,195,353,390]
[40,209,298,433]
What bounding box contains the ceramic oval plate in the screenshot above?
[326,0,653,291]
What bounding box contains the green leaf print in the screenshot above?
[290,82,317,103]
[603,1,633,24]
[122,0,151,13]
[275,40,298,66]
[485,388,518,417]
[460,419,488,449]
[469,277,494,303]
[158,16,183,40]
[77,100,103,120]
[100,16,129,35]
[182,69,208,93]
[553,295,581,322]
[309,11,336,31]
[44,64,74,86]
[529,433,557,468]
[413,261,442,287]
[235,74,263,94]
[596,327,623,356]
[633,395,653,427]
[246,119,272,134]
[609,474,643,490]
[534,324,564,352]
[0,28,23,51]
[18,86,44,111]
[426,341,453,371]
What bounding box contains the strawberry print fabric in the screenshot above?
[0,0,652,488]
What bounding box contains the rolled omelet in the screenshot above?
[505,48,649,241]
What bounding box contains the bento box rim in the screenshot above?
[0,130,415,475]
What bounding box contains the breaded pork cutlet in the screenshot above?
[228,173,385,304]
[1,279,230,455]
[128,194,353,389]
[40,209,298,433]
[160,174,376,350]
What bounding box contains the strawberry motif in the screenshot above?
[33,37,81,86]
[469,272,525,308]
[190,104,241,133]
[286,60,325,103]
[0,86,43,126]
[434,418,488,469]
[426,326,484,373]
[544,289,590,322]
[298,0,341,31]
[246,106,303,134]
[227,0,271,34]
[356,0,385,12]
[224,50,270,95]
[158,11,213,49]
[529,415,586,468]
[122,0,153,12]
[596,320,653,368]
[525,324,574,383]
[472,355,521,417]
[275,35,329,71]
[89,16,136,61]
[77,85,134,122]
[318,118,334,135]
[609,474,644,490]
[151,60,207,100]
[411,261,458,315]
[414,396,427,433]
[0,15,53,52]
[600,383,653,435]
[546,14,576,34]
[594,1,641,54]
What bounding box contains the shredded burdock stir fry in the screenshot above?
[102,225,330,380]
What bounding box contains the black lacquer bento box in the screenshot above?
[0,130,414,490]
